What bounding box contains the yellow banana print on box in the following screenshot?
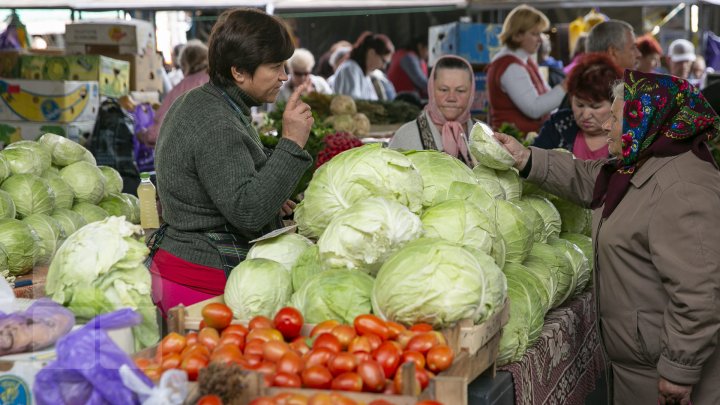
[0,79,99,123]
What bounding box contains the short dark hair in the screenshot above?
[432,56,471,80]
[567,52,623,102]
[349,31,394,74]
[208,8,294,87]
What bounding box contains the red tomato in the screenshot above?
[330,325,356,350]
[289,336,310,356]
[426,344,454,373]
[356,360,385,392]
[348,336,371,354]
[401,350,425,370]
[273,307,304,340]
[244,339,266,357]
[331,372,363,392]
[219,332,245,351]
[198,327,221,351]
[255,361,277,376]
[160,352,182,371]
[181,344,210,360]
[313,333,342,353]
[406,332,439,354]
[221,324,249,339]
[134,357,151,370]
[247,328,284,344]
[353,315,389,340]
[249,315,274,330]
[365,334,382,352]
[241,354,263,369]
[303,347,334,368]
[197,394,224,405]
[277,351,304,375]
[272,371,302,388]
[410,323,434,332]
[301,365,333,389]
[396,330,417,349]
[373,341,402,378]
[263,340,291,363]
[327,352,357,376]
[385,321,406,340]
[210,344,243,365]
[181,353,208,381]
[202,303,233,330]
[310,320,340,337]
[159,332,186,355]
[185,332,198,346]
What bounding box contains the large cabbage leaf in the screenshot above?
[318,197,423,275]
[46,216,157,350]
[0,189,16,219]
[524,243,574,308]
[494,200,534,264]
[295,144,424,239]
[468,122,515,170]
[445,181,497,214]
[472,165,505,199]
[224,258,292,320]
[290,268,374,324]
[0,174,56,219]
[403,150,476,208]
[522,195,562,243]
[372,238,505,327]
[41,171,75,210]
[22,213,64,265]
[421,199,505,268]
[0,218,40,276]
[247,233,313,272]
[496,168,522,200]
[60,161,106,204]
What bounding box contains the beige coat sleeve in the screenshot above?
[650,181,720,385]
[526,147,607,207]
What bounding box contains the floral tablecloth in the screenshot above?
[499,291,608,405]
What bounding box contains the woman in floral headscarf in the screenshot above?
[389,55,481,167]
[494,70,720,404]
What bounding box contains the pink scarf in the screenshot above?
[424,55,476,164]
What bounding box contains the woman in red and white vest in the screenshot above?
[487,4,567,134]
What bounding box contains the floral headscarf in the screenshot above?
[424,55,476,164]
[591,70,720,218]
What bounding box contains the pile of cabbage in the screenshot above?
[0,134,140,277]
[225,130,595,368]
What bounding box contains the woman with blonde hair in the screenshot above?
[487,4,566,133]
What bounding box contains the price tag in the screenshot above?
[249,224,298,244]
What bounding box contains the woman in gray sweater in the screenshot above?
[150,8,314,315]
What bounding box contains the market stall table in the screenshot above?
[468,291,608,405]
[12,266,48,299]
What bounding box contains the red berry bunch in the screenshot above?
[315,132,364,168]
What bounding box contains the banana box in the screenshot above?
[19,55,130,98]
[64,19,155,55]
[0,79,99,123]
[0,120,94,148]
[102,53,164,93]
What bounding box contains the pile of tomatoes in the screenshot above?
[135,303,455,397]
[249,393,444,405]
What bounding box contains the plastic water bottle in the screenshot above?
[137,172,160,229]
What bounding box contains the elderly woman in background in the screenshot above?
[140,39,210,147]
[331,31,395,100]
[487,4,566,134]
[497,70,720,404]
[276,48,333,104]
[636,34,663,74]
[533,53,622,159]
[389,55,478,167]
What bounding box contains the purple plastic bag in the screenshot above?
[130,103,156,173]
[33,309,153,405]
[0,298,75,356]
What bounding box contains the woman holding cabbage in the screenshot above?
[389,55,481,167]
[150,8,314,316]
[495,70,720,404]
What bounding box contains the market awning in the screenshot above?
[0,0,466,10]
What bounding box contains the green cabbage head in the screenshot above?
[38,133,92,167]
[0,154,9,183]
[0,147,44,176]
[524,243,575,308]
[291,245,325,291]
[60,161,106,204]
[0,174,56,219]
[318,197,423,276]
[41,171,75,210]
[72,202,109,223]
[551,197,592,236]
[290,268,375,324]
[0,189,16,219]
[5,141,51,173]
[98,166,124,196]
[247,233,314,271]
[0,218,40,276]
[548,236,590,301]
[494,200,534,264]
[403,150,477,208]
[98,193,136,220]
[51,208,88,240]
[22,213,64,265]
[445,181,497,213]
[468,122,515,170]
[496,168,522,200]
[472,165,505,200]
[224,258,292,320]
[522,195,562,243]
[295,144,424,239]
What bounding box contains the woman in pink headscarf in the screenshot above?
[389,55,479,166]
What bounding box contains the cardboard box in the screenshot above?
[429,22,502,66]
[64,19,156,55]
[0,356,52,405]
[19,55,130,98]
[0,50,21,78]
[0,120,95,147]
[104,53,164,93]
[0,79,99,123]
